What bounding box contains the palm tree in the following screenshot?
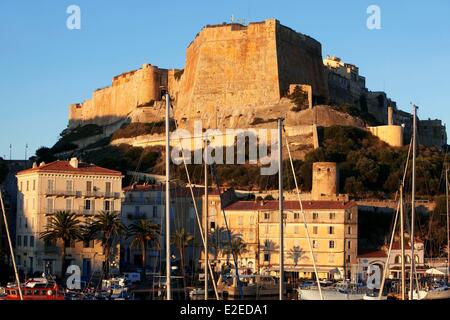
[223,235,248,268]
[39,211,82,277]
[127,219,160,279]
[89,211,125,277]
[287,246,306,267]
[208,226,229,263]
[171,228,193,290]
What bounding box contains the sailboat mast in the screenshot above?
[204,139,209,300]
[446,166,450,283]
[400,184,406,300]
[0,190,23,300]
[409,104,417,299]
[278,118,284,300]
[165,93,171,300]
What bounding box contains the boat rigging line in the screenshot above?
[283,125,324,300]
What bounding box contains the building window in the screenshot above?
[313,212,319,220]
[19,182,23,192]
[66,199,73,211]
[66,180,73,192]
[312,240,319,249]
[86,181,93,192]
[104,200,113,211]
[264,212,270,220]
[47,180,54,192]
[329,240,335,249]
[294,212,300,219]
[395,255,402,264]
[30,236,35,247]
[238,216,243,226]
[347,211,353,220]
[33,180,36,191]
[26,181,29,191]
[347,226,352,234]
[249,231,254,241]
[105,182,112,194]
[210,221,215,231]
[313,226,318,234]
[152,206,158,218]
[346,255,351,263]
[134,206,140,215]
[23,235,28,247]
[328,226,334,235]
[85,199,92,211]
[329,212,336,220]
[328,254,335,263]
[17,235,22,247]
[83,240,94,248]
[347,241,351,249]
[46,198,54,214]
[264,253,270,262]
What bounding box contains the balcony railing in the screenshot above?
[45,209,119,216]
[45,190,121,199]
[122,198,164,205]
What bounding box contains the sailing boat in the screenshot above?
[407,105,450,300]
[411,163,450,300]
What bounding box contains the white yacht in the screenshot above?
[298,281,366,300]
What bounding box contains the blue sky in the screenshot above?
[1,0,449,159]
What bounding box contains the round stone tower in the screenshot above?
[311,162,338,200]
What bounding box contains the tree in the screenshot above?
[208,226,229,262]
[89,211,125,277]
[171,228,193,290]
[39,211,82,277]
[127,219,160,279]
[287,246,306,266]
[223,235,248,267]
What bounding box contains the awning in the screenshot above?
[425,268,446,275]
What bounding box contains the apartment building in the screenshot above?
[15,158,122,278]
[213,199,358,281]
[121,183,204,273]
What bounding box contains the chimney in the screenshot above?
[32,162,37,168]
[39,162,46,167]
[69,157,79,168]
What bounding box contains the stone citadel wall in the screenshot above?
[68,64,168,128]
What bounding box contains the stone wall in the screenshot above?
[68,64,168,128]
[173,19,329,129]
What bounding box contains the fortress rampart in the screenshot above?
[68,64,168,128]
[174,19,328,128]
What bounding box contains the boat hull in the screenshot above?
[298,289,365,300]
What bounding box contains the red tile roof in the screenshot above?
[17,160,122,176]
[357,251,387,258]
[225,200,357,211]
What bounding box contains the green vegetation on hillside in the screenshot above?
[288,86,309,112]
[52,124,103,154]
[111,121,176,141]
[304,126,445,198]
